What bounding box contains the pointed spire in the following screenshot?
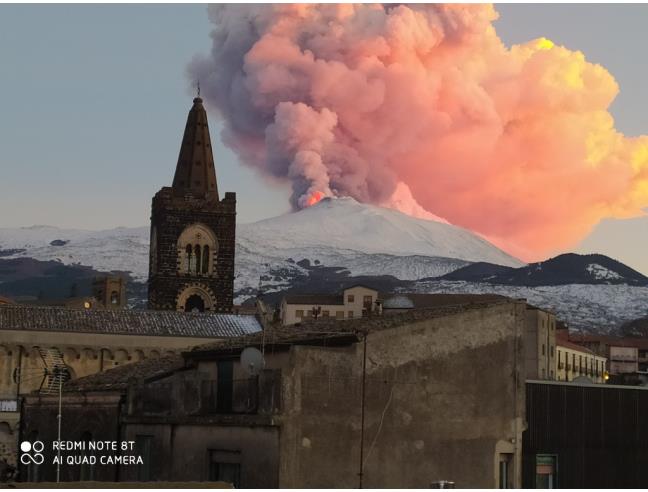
[172,96,219,200]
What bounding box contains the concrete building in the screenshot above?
[279,285,380,325]
[568,334,643,376]
[555,334,607,384]
[21,299,527,488]
[0,304,261,471]
[381,293,505,315]
[524,306,557,381]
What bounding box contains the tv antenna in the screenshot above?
[27,347,71,483]
[240,347,265,376]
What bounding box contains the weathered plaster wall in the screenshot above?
[279,301,526,488]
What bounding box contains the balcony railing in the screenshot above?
[200,370,282,416]
[201,378,259,414]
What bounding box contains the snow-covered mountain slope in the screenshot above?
[0,225,150,279]
[408,280,648,334]
[442,253,648,286]
[239,197,522,266]
[0,197,522,290]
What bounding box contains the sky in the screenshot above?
[0,4,646,273]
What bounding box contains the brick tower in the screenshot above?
[148,96,236,312]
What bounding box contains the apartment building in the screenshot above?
[279,285,379,325]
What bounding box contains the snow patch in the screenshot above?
[586,263,622,281]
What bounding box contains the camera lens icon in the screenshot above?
[20,441,44,465]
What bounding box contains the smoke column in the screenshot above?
[188,3,648,260]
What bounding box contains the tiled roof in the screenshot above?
[0,304,262,338]
[382,293,506,309]
[283,294,344,306]
[556,337,597,355]
[192,298,515,355]
[62,298,517,393]
[63,354,185,393]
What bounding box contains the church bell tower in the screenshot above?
[148,95,236,312]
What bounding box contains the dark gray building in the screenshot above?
[21,299,527,487]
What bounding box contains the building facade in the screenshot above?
[148,96,236,313]
[555,333,607,384]
[21,299,527,488]
[522,307,557,380]
[279,285,379,325]
[0,304,261,471]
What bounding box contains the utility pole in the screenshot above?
[358,333,367,488]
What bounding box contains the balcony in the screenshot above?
[200,370,281,415]
[131,370,282,419]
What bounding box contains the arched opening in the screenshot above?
[177,224,218,276]
[185,294,205,313]
[186,244,194,274]
[202,245,210,274]
[194,244,202,274]
[110,291,119,305]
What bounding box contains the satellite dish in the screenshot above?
[240,347,265,376]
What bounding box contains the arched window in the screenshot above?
[202,245,210,274]
[186,244,194,274]
[177,224,218,276]
[194,244,202,274]
[110,291,119,305]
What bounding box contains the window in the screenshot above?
[542,344,545,356]
[535,454,557,488]
[186,244,194,274]
[217,360,234,413]
[348,311,354,319]
[550,346,554,358]
[135,435,153,482]
[336,311,344,319]
[499,453,513,488]
[195,244,202,274]
[296,310,304,319]
[363,295,373,306]
[202,245,210,274]
[347,294,355,303]
[177,224,218,276]
[208,450,241,487]
[110,291,119,305]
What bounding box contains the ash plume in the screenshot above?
[188,3,648,260]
